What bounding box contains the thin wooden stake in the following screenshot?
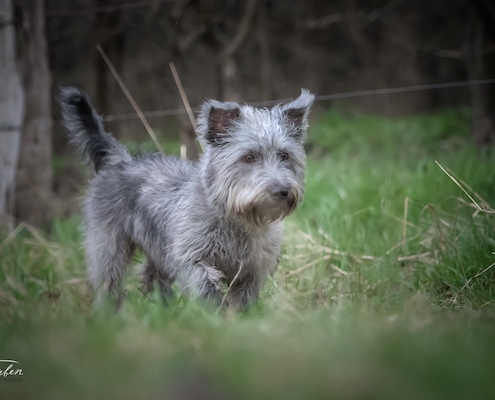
[96,44,164,153]
[169,61,204,151]
[451,190,461,236]
[402,197,410,255]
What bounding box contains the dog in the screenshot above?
[59,88,314,309]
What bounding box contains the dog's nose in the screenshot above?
[270,186,289,201]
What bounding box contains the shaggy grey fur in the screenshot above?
[59,87,314,309]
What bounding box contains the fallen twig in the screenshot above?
[219,260,244,309]
[435,160,495,214]
[397,252,431,262]
[385,233,421,255]
[285,255,331,278]
[452,257,495,305]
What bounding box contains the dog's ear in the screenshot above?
[281,89,315,141]
[197,100,241,145]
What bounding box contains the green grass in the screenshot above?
[2,108,495,399]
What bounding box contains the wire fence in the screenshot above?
[2,79,493,132]
[101,79,495,122]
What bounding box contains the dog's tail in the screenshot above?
[58,87,130,172]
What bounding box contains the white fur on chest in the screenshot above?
[171,215,284,282]
[245,222,284,275]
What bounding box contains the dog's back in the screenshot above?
[59,88,195,300]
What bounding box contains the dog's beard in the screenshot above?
[250,206,286,226]
[222,180,301,226]
[234,192,299,227]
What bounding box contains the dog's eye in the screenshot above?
[279,152,289,161]
[243,154,256,163]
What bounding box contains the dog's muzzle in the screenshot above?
[268,185,296,209]
[246,186,298,226]
[269,185,289,201]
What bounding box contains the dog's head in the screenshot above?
[197,90,315,226]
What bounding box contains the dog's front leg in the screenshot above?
[226,274,261,312]
[177,262,225,305]
[137,259,175,303]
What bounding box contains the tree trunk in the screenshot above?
[345,0,393,113]
[220,56,240,102]
[219,0,258,102]
[258,0,271,101]
[15,0,53,228]
[0,0,24,231]
[467,19,495,146]
[469,2,495,146]
[379,12,426,114]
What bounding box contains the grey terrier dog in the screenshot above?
[59,87,314,309]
